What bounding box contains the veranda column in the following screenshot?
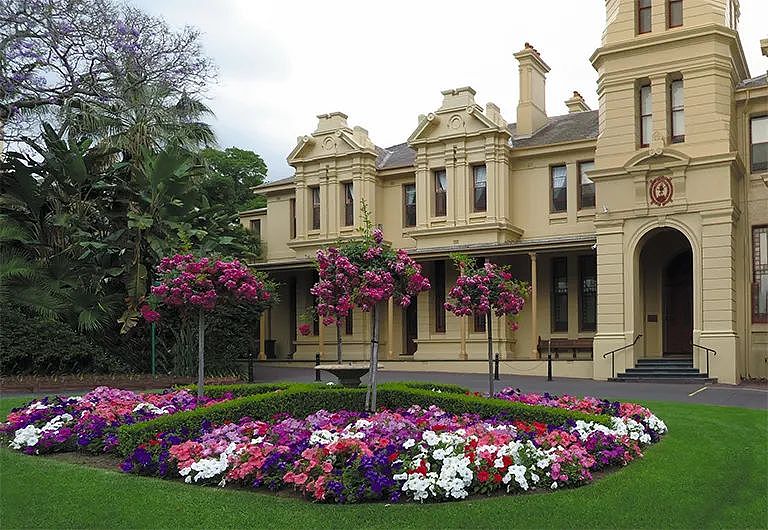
[387,297,394,359]
[318,320,326,358]
[529,252,538,358]
[258,314,266,360]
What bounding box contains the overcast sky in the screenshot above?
[134,0,768,181]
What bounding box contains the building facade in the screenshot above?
[242,0,768,384]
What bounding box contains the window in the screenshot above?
[551,257,568,332]
[639,82,652,147]
[434,169,447,217]
[579,255,597,332]
[638,0,652,33]
[753,226,768,323]
[289,198,296,239]
[550,165,567,213]
[310,187,320,230]
[472,165,487,212]
[669,78,685,143]
[345,309,353,335]
[751,116,768,173]
[403,184,416,227]
[578,161,595,209]
[668,0,682,27]
[343,182,354,226]
[434,261,446,333]
[249,219,261,239]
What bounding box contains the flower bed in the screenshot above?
[1,383,667,504]
[0,386,231,455]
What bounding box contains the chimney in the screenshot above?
[761,38,767,57]
[315,112,349,133]
[514,42,550,136]
[565,91,591,113]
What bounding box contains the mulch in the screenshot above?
[0,375,241,394]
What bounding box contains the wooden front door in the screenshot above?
[663,251,693,355]
[404,303,418,355]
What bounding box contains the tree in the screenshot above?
[142,254,277,397]
[0,0,215,142]
[445,255,528,396]
[201,147,268,210]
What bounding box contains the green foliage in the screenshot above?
[201,147,267,210]
[117,382,610,455]
[0,305,126,375]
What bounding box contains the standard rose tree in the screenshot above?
[444,254,529,396]
[141,254,277,397]
[307,205,430,409]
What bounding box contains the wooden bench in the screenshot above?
[537,336,594,360]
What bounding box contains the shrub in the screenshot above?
[0,305,125,375]
[117,382,610,455]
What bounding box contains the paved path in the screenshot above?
[252,366,768,410]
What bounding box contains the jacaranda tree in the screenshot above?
[445,254,529,396]
[141,254,277,397]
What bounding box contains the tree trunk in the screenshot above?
[366,304,381,411]
[486,312,494,397]
[336,322,342,364]
[197,308,205,399]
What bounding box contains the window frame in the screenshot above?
[550,164,568,213]
[472,164,487,213]
[551,257,569,333]
[434,260,446,333]
[669,77,685,144]
[753,225,768,324]
[578,160,596,210]
[342,182,354,227]
[310,186,320,231]
[638,0,652,34]
[668,0,683,28]
[345,309,354,335]
[578,254,597,332]
[639,82,652,148]
[403,183,416,228]
[434,169,447,217]
[750,115,768,174]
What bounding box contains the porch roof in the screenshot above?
[250,233,596,271]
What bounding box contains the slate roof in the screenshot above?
[257,110,600,188]
[508,110,599,148]
[737,73,768,89]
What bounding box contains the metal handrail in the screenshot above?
[603,334,642,379]
[691,343,717,376]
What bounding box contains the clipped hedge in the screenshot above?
[118,382,611,455]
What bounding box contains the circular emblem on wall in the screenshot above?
[448,115,464,129]
[649,175,673,206]
[322,137,335,151]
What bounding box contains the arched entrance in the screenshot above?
[637,228,693,357]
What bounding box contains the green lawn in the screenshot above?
[1,396,766,529]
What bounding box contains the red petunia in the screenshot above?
[494,473,503,483]
[477,470,490,482]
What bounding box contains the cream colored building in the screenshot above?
[242,0,768,384]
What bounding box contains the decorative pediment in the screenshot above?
[287,113,377,165]
[624,145,691,172]
[407,87,509,144]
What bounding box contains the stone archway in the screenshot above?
[636,227,694,358]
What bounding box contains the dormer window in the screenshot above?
[668,0,683,28]
[434,169,447,217]
[638,0,652,34]
[472,165,487,212]
[343,182,354,226]
[310,186,320,230]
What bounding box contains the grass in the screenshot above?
[0,396,766,529]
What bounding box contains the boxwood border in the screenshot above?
[118,382,611,455]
